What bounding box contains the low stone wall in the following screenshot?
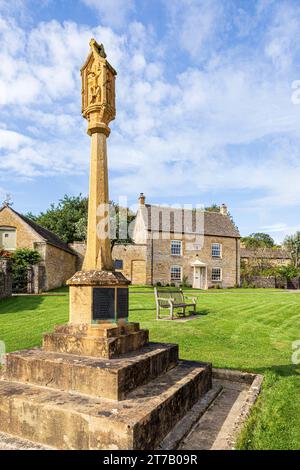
[0,259,12,299]
[242,276,279,288]
[249,276,276,288]
[242,275,300,289]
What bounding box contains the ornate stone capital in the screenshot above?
[81,39,117,135]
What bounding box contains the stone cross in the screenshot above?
[67,40,129,326]
[81,39,117,271]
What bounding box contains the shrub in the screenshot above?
[181,275,190,288]
[276,264,300,280]
[11,248,41,267]
[11,249,42,292]
[156,282,162,287]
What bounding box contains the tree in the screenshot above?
[26,195,89,244]
[205,204,220,212]
[74,201,135,248]
[242,233,275,249]
[205,204,239,233]
[283,232,300,268]
[26,194,135,246]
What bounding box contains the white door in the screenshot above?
[193,267,201,289]
[193,266,206,289]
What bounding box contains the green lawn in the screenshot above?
[0,287,300,450]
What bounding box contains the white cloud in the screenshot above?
[264,2,300,71]
[165,0,224,59]
[82,0,135,29]
[0,129,33,150]
[1,1,300,227]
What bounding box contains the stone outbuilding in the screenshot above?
[240,247,291,268]
[0,205,77,291]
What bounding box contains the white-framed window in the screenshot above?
[212,268,222,282]
[211,243,222,258]
[170,265,182,282]
[171,240,182,256]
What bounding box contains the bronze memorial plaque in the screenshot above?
[116,288,128,320]
[93,287,115,321]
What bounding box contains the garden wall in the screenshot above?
[242,275,300,289]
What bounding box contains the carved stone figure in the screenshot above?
[81,38,117,131]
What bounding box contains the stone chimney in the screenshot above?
[220,203,228,215]
[138,193,146,205]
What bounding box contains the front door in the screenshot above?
[193,266,206,289]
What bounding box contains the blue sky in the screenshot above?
[1,0,300,242]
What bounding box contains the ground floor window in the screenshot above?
[212,267,222,282]
[170,265,182,282]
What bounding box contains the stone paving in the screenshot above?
[179,379,250,450]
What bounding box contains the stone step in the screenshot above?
[0,360,212,450]
[3,343,179,400]
[54,322,141,339]
[43,328,149,359]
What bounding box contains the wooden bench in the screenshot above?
[154,287,197,320]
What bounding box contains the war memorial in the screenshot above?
[0,40,212,450]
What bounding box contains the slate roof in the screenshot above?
[140,204,240,238]
[0,205,76,255]
[241,248,291,260]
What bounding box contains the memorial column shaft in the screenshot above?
[83,130,113,271]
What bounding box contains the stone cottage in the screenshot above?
[0,205,77,291]
[73,195,241,288]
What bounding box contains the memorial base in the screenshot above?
[67,270,131,324]
[0,319,212,449]
[43,322,149,359]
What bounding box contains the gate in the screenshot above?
[12,266,33,294]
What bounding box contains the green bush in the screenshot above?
[11,248,41,267]
[181,275,190,288]
[11,249,42,292]
[276,264,300,280]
